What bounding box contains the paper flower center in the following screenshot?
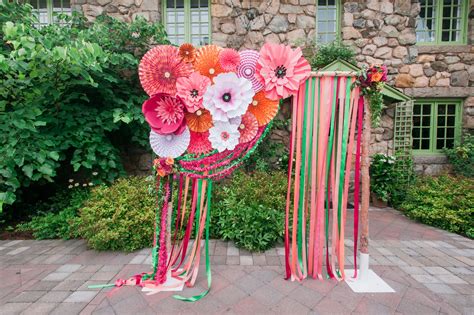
[244,68,252,76]
[275,65,287,79]
[209,68,215,75]
[190,89,199,97]
[222,92,232,102]
[196,110,202,116]
[165,135,173,141]
[239,124,245,130]
[252,100,258,106]
[164,71,171,78]
[220,131,230,141]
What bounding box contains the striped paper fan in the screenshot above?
[150,127,191,158]
[238,112,258,143]
[188,131,213,155]
[185,109,213,133]
[247,91,279,126]
[194,45,225,81]
[139,45,193,96]
[237,50,264,93]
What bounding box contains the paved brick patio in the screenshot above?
[0,208,473,314]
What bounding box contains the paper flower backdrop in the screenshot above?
[139,43,310,177]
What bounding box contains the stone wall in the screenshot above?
[72,0,160,22]
[72,0,474,175]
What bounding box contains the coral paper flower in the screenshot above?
[256,43,311,100]
[194,45,225,80]
[238,112,258,143]
[176,72,211,113]
[139,45,193,96]
[185,108,213,133]
[237,50,264,93]
[208,121,240,152]
[203,72,255,122]
[247,91,279,126]
[219,48,240,72]
[142,94,186,135]
[179,43,196,63]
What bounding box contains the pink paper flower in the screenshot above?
[237,50,264,93]
[142,94,186,135]
[219,48,240,72]
[203,72,255,122]
[208,121,240,152]
[176,72,211,113]
[256,43,311,100]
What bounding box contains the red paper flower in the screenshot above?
[142,94,186,135]
[139,45,193,96]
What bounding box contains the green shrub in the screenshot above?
[305,40,356,70]
[211,170,287,252]
[400,175,473,238]
[370,153,415,206]
[444,134,474,178]
[16,188,89,239]
[0,3,169,210]
[79,176,156,251]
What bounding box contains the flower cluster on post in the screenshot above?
[355,65,388,127]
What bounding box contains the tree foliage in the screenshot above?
[0,3,169,210]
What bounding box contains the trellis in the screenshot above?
[393,100,415,186]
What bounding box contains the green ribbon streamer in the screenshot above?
[337,81,352,235]
[325,77,338,278]
[174,180,213,302]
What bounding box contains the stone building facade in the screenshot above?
[67,0,473,175]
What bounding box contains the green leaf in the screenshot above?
[22,165,34,178]
[49,151,60,161]
[38,164,55,176]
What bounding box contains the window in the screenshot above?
[416,0,468,44]
[316,0,340,43]
[163,0,210,46]
[30,0,71,27]
[412,99,462,154]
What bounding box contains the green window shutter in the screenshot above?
[315,0,341,43]
[416,0,468,45]
[163,0,210,46]
[412,99,463,155]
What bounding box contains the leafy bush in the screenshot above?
[444,134,474,178]
[79,176,155,251]
[16,188,89,239]
[400,175,473,238]
[211,170,287,252]
[305,40,356,70]
[370,153,415,206]
[0,3,169,209]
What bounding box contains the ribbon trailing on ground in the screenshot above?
[285,75,361,281]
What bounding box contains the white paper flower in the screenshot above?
[208,121,240,152]
[203,72,255,122]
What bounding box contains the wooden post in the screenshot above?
[360,97,371,254]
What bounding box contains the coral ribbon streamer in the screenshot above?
[285,75,363,282]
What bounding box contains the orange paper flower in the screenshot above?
[247,91,279,126]
[371,71,383,83]
[194,45,225,80]
[165,157,174,165]
[179,43,196,63]
[185,108,213,132]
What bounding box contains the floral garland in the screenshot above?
[354,65,388,127]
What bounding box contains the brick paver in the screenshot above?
[0,208,473,314]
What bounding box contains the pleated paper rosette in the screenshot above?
[239,112,258,143]
[236,50,264,93]
[150,127,191,158]
[247,91,279,126]
[185,109,213,133]
[188,131,213,155]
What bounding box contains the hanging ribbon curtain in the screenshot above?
[285,74,361,281]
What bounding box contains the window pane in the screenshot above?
[440,0,463,42]
[316,0,338,44]
[416,0,436,43]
